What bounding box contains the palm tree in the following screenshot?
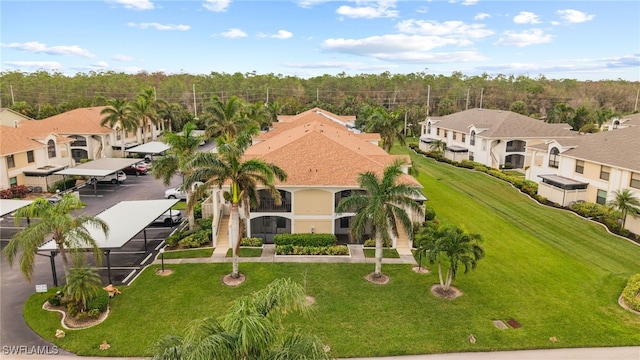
[336,159,424,280]
[131,87,167,143]
[363,106,406,152]
[3,194,109,282]
[429,139,447,156]
[100,98,138,157]
[157,102,187,133]
[63,267,102,312]
[608,188,640,229]
[152,278,331,359]
[415,224,485,295]
[152,122,203,230]
[184,130,287,279]
[203,96,256,142]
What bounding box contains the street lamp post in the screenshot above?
[159,248,165,272]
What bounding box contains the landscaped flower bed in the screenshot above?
[274,233,349,255]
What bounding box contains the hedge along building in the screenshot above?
[203,108,426,254]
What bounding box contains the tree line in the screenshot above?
[1,70,638,134]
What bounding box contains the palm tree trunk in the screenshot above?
[121,130,126,158]
[374,232,383,277]
[444,268,452,291]
[57,241,71,278]
[230,203,240,278]
[437,261,445,287]
[186,189,195,231]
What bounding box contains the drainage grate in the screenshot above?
[506,319,522,328]
[492,320,508,329]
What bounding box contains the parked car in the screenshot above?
[153,210,183,226]
[92,171,127,184]
[164,182,204,200]
[122,164,148,176]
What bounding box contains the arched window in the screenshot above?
[548,147,560,168]
[470,131,476,146]
[47,140,56,158]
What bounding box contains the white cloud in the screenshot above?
[127,22,190,31]
[462,0,478,5]
[397,19,494,39]
[494,29,553,47]
[112,54,133,62]
[474,12,490,20]
[336,1,399,19]
[478,54,640,76]
[295,0,329,9]
[2,41,94,57]
[203,0,230,12]
[513,11,540,24]
[284,61,393,71]
[270,30,293,39]
[219,28,247,38]
[556,9,595,23]
[113,0,154,10]
[3,61,63,71]
[92,61,110,68]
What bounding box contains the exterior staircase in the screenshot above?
[395,223,413,256]
[212,215,230,256]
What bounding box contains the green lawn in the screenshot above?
[226,247,263,257]
[363,248,400,258]
[161,247,213,259]
[24,146,640,357]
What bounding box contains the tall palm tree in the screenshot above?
[157,102,186,133]
[100,98,138,157]
[608,188,640,229]
[63,267,102,312]
[131,87,167,143]
[363,107,406,152]
[203,96,256,142]
[3,194,109,282]
[152,122,203,230]
[152,278,331,360]
[415,225,485,294]
[336,159,424,279]
[184,130,287,279]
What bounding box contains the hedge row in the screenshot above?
[276,244,349,255]
[273,233,337,247]
[622,274,640,312]
[241,237,263,247]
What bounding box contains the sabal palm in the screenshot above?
[429,139,447,155]
[608,188,640,229]
[185,130,287,278]
[3,194,109,282]
[64,267,102,311]
[152,278,330,360]
[157,102,186,133]
[364,107,406,152]
[336,159,424,278]
[100,98,138,157]
[131,88,167,143]
[416,225,485,291]
[204,96,256,142]
[152,122,203,230]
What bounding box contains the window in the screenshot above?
[27,150,34,163]
[436,128,440,136]
[631,173,640,189]
[47,140,56,158]
[116,132,122,141]
[469,152,474,161]
[470,131,476,146]
[548,147,560,168]
[596,189,607,205]
[427,123,431,134]
[443,130,448,138]
[452,132,457,140]
[69,135,87,147]
[575,160,584,174]
[599,166,610,181]
[6,155,15,168]
[9,177,17,187]
[461,133,466,143]
[340,217,350,228]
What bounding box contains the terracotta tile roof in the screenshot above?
[431,108,575,138]
[0,125,72,156]
[245,110,419,187]
[18,106,114,135]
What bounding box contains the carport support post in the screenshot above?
[143,229,148,252]
[105,250,112,284]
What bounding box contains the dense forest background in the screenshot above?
[1,70,638,135]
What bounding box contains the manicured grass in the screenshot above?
[171,201,187,210]
[225,247,263,257]
[161,247,213,259]
[24,146,640,357]
[363,248,400,258]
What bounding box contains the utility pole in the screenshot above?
[465,88,470,110]
[404,112,408,137]
[10,85,15,106]
[426,85,431,116]
[635,88,639,112]
[479,88,484,109]
[192,84,197,118]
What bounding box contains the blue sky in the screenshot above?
[2,0,639,81]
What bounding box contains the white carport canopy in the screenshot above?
[124,141,170,155]
[39,199,179,251]
[55,158,143,177]
[0,199,33,217]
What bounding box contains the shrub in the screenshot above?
[86,290,109,313]
[87,308,102,319]
[0,185,31,199]
[363,238,391,247]
[47,295,62,306]
[165,230,183,247]
[458,160,475,169]
[241,237,263,247]
[193,201,203,219]
[424,206,436,221]
[274,233,337,247]
[276,244,349,255]
[66,303,79,318]
[179,230,211,248]
[48,178,77,193]
[570,202,608,219]
[196,217,212,229]
[622,274,640,312]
